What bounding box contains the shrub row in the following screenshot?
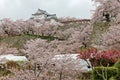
[92,59,120,80]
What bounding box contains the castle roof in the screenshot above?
[32,9,56,17]
[32,9,48,15]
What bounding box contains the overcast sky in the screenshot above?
[0,0,96,20]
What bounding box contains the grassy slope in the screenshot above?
[0,35,37,49]
[0,34,61,49]
[90,22,109,45]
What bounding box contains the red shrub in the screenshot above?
[78,47,97,60]
[78,48,120,67]
[102,49,120,63]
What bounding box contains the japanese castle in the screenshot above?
[31,9,58,21]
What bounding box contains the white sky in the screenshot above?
[0,0,95,20]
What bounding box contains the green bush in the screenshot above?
[114,59,120,79]
[114,59,120,74]
[92,67,118,80]
[109,77,116,80]
[0,68,12,77]
[25,34,64,41]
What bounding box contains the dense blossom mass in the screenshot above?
[92,0,120,24]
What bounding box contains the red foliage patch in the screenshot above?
[78,48,120,66]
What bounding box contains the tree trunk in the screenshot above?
[59,71,63,80]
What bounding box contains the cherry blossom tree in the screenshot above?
[98,24,120,50]
[0,70,39,80]
[0,18,61,37]
[19,36,87,79]
[0,23,6,37]
[1,18,22,36]
[0,43,19,55]
[92,0,120,24]
[21,39,59,78]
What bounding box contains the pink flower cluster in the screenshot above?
[78,47,97,60]
[97,49,120,63]
[78,47,120,66]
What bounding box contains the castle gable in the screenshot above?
[31,9,58,21]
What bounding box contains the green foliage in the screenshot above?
[93,22,109,33]
[26,34,64,41]
[114,59,120,73]
[114,59,120,79]
[0,68,12,77]
[92,67,118,80]
[77,72,91,80]
[79,46,96,52]
[109,77,116,80]
[90,22,109,45]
